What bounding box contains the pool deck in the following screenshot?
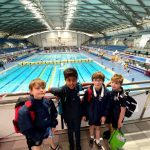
[1,119,150,150]
[82,51,150,88]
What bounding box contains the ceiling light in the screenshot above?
[65,0,78,30]
[24,30,93,38]
[55,27,62,30]
[20,0,52,31]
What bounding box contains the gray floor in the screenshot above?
[0,120,150,150]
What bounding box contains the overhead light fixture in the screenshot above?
[55,27,62,30]
[24,31,49,38]
[24,30,93,38]
[65,0,78,30]
[20,0,52,31]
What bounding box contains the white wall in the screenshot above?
[27,31,90,47]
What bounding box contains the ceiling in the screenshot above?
[0,0,150,37]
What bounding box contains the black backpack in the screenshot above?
[125,94,137,118]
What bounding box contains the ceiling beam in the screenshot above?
[69,16,126,22]
[17,29,47,35]
[137,0,150,16]
[36,0,54,29]
[69,27,93,33]
[117,0,142,19]
[0,7,22,15]
[0,0,14,5]
[98,0,143,29]
[94,5,126,22]
[0,17,38,20]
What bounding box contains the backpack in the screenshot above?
[13,97,35,133]
[113,91,137,118]
[125,94,137,118]
[87,87,93,102]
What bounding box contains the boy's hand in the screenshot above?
[82,116,86,121]
[56,96,60,101]
[101,116,106,124]
[118,121,123,129]
[52,128,56,133]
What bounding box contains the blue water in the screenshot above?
[26,53,87,62]
[0,53,132,94]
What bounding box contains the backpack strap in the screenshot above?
[25,100,36,122]
[25,101,32,108]
[60,86,66,103]
[87,87,93,102]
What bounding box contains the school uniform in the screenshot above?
[106,87,126,128]
[50,83,83,150]
[18,95,58,149]
[82,85,110,126]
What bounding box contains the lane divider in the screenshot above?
[39,65,47,78]
[19,59,92,65]
[48,66,56,89]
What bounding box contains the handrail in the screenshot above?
[0,84,150,130]
[124,86,150,92]
[0,80,150,97]
[123,80,150,85]
[0,85,150,105]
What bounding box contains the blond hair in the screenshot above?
[111,74,124,84]
[29,78,46,90]
[92,72,105,81]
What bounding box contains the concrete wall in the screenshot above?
[27,31,90,48]
[0,91,149,137]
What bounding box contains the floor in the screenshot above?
[0,120,150,150]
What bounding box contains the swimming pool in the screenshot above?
[0,53,129,94]
[26,53,87,62]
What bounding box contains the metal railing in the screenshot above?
[0,80,150,130]
[0,80,150,104]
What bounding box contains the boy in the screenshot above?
[18,78,60,150]
[49,68,91,150]
[82,72,110,150]
[104,74,126,139]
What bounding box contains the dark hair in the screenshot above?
[64,68,78,80]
